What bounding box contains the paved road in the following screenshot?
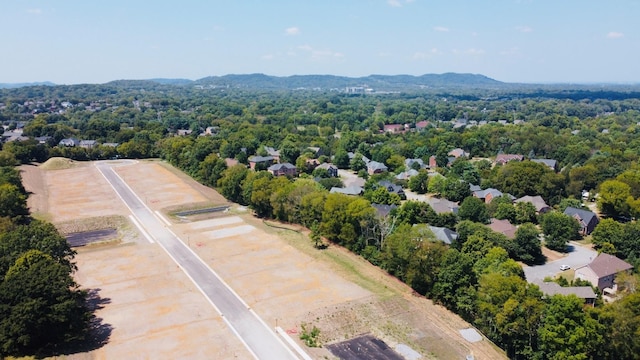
[523,242,597,283]
[96,162,299,360]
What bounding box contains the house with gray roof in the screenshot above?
[367,161,388,175]
[427,198,459,214]
[268,162,297,177]
[473,188,513,204]
[248,155,275,170]
[59,138,80,147]
[495,154,524,165]
[378,181,405,199]
[372,204,397,218]
[428,226,458,245]
[531,158,558,172]
[315,163,338,177]
[330,185,364,196]
[575,253,633,292]
[405,158,424,169]
[514,195,551,214]
[536,282,597,306]
[395,169,419,180]
[564,206,599,235]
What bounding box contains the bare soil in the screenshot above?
[22,160,506,360]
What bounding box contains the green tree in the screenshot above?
[598,179,632,218]
[408,170,429,194]
[541,211,580,252]
[494,203,516,223]
[514,201,537,224]
[458,196,489,224]
[0,250,89,357]
[0,184,28,220]
[591,218,625,253]
[217,164,249,204]
[538,295,603,360]
[513,223,543,264]
[197,153,227,187]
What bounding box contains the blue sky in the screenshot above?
[1,0,638,84]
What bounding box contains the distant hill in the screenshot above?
[148,78,194,85]
[0,81,56,89]
[194,73,503,91]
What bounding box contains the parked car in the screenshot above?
[560,264,571,271]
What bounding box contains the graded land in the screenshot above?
[20,160,506,360]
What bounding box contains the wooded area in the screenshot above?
[2,82,640,358]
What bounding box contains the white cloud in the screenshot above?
[413,48,442,60]
[285,27,300,36]
[500,47,520,56]
[453,48,486,56]
[261,54,275,60]
[26,8,42,14]
[607,31,624,39]
[434,26,449,32]
[298,44,344,60]
[516,26,533,33]
[387,0,414,7]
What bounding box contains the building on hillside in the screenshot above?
[473,188,513,204]
[378,180,405,200]
[448,148,469,158]
[330,185,364,196]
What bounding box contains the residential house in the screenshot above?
[473,188,512,204]
[378,180,405,200]
[428,155,437,169]
[428,226,458,245]
[248,155,275,170]
[330,185,364,196]
[427,198,459,215]
[264,146,281,162]
[415,120,430,131]
[79,140,97,149]
[395,169,419,181]
[372,204,397,218]
[315,163,338,177]
[176,129,192,136]
[514,195,551,214]
[34,136,51,144]
[536,282,597,306]
[305,158,321,169]
[59,138,80,147]
[367,161,388,175]
[488,218,517,239]
[306,146,324,157]
[563,206,599,235]
[574,253,633,292]
[531,158,558,172]
[268,162,297,177]
[383,124,405,133]
[495,154,524,166]
[348,152,370,164]
[405,158,424,169]
[224,158,239,167]
[448,148,470,159]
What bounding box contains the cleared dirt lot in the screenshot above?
[21,160,506,360]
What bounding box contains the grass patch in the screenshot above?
[39,157,78,170]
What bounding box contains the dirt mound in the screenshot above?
[40,157,76,170]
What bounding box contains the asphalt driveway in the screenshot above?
[523,242,597,282]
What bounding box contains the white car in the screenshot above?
[559,264,571,271]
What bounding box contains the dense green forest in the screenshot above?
[3,81,640,359]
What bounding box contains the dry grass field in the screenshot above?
[20,159,506,360]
